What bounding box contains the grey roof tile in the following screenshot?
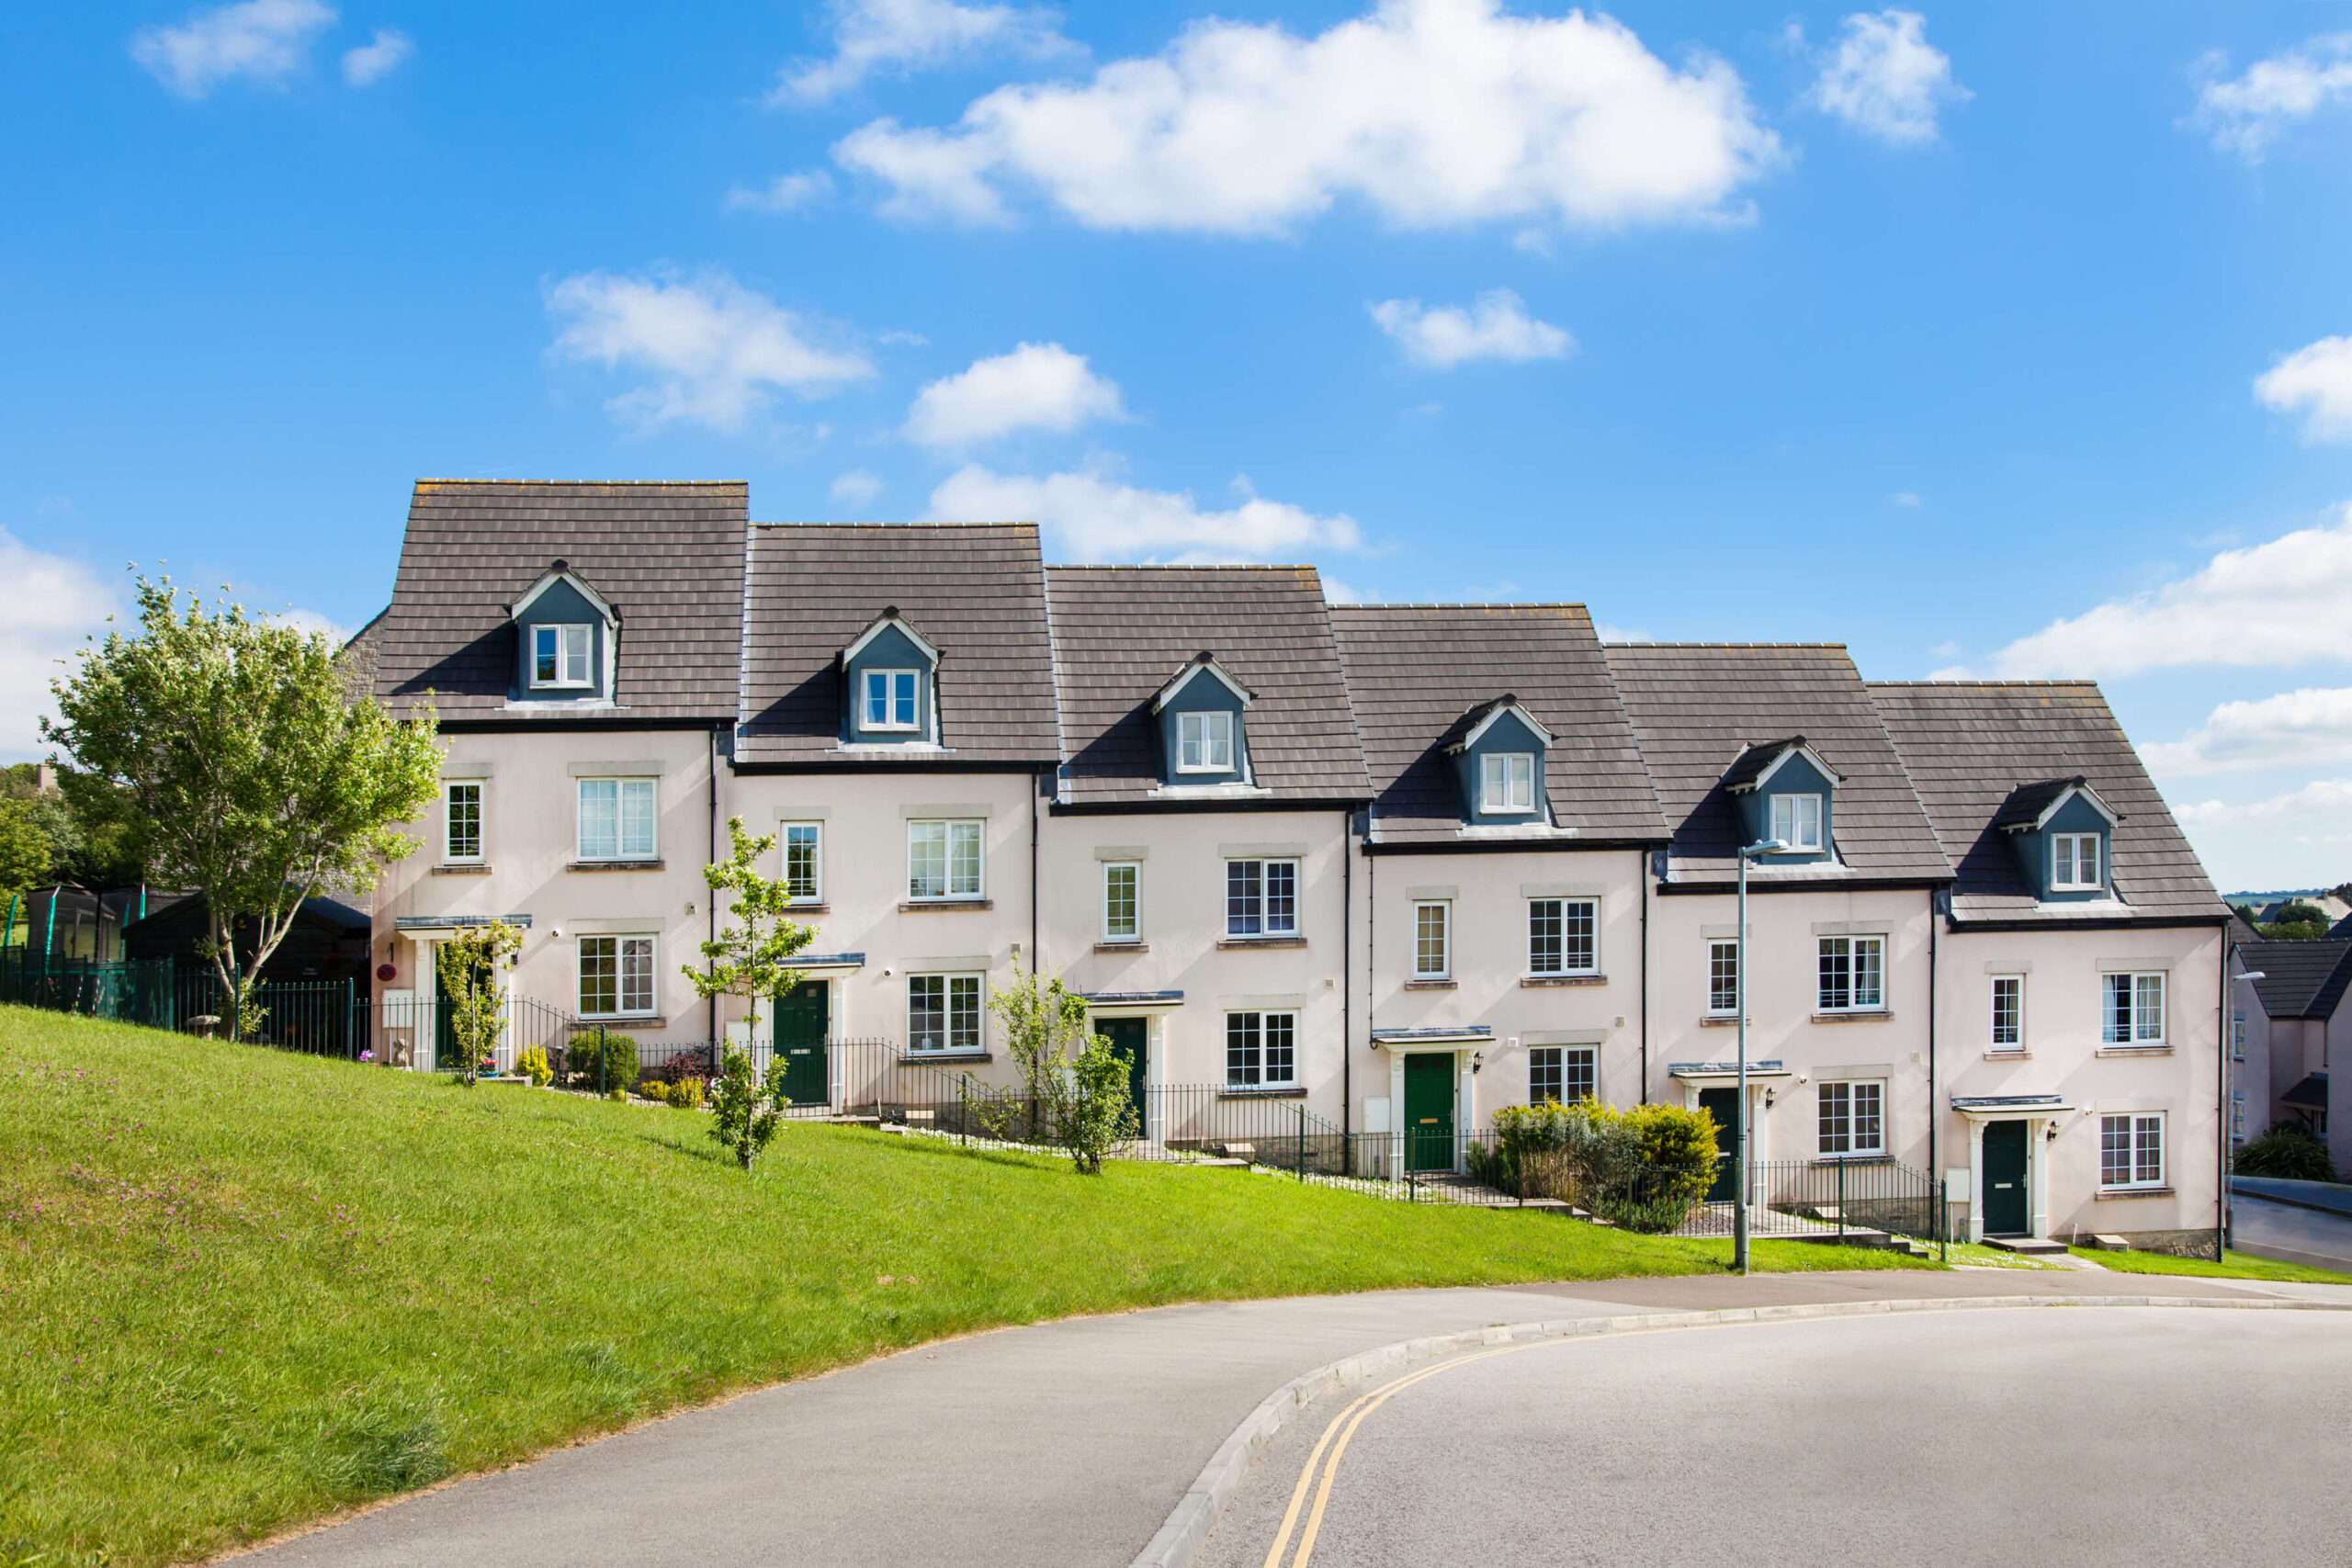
[2239,938,2352,1019]
[337,606,388,707]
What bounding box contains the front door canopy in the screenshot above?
[1950,1094,2074,1118]
[1668,1060,1792,1084]
[1374,1026,1490,1047]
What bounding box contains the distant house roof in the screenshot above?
[1603,645,1947,883]
[1046,566,1370,806]
[371,479,749,722]
[1867,681,2223,922]
[2240,938,2352,1020]
[1330,604,1663,844]
[737,524,1058,766]
[2281,1072,2331,1110]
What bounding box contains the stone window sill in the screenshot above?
[1218,1086,1306,1100]
[1095,941,1148,954]
[901,1050,990,1065]
[1812,1010,1893,1023]
[578,1015,666,1030]
[432,863,492,875]
[2095,1186,2174,1200]
[1404,978,1456,990]
[1984,1050,2031,1061]
[899,898,994,913]
[1522,974,1605,987]
[571,859,665,873]
[1217,936,1307,950]
[787,902,830,915]
[2096,1044,2172,1057]
[1699,1014,1747,1027]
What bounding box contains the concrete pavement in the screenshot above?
[232,1269,2347,1568]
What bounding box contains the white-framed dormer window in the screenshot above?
[1817,936,1883,1011]
[1707,940,1739,1016]
[862,669,919,731]
[1413,900,1451,979]
[579,934,655,1019]
[1480,751,1536,814]
[1102,861,1140,942]
[2099,1112,2165,1190]
[908,818,983,900]
[781,823,822,903]
[2102,971,2165,1045]
[531,624,593,689]
[1990,974,2024,1052]
[909,973,981,1054]
[1178,710,1235,772]
[1528,897,1597,976]
[1770,793,1825,852]
[2052,832,2104,891]
[577,777,656,861]
[1226,859,1298,937]
[1225,1010,1296,1089]
[444,781,482,863]
[1818,1079,1885,1158]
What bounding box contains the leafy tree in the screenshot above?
[2273,899,2330,928]
[985,963,1136,1174]
[0,800,54,899]
[683,817,817,1171]
[437,922,523,1087]
[43,577,443,1039]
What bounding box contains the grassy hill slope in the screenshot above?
[0,1006,1918,1565]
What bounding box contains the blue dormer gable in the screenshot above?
[1151,652,1252,786]
[1996,777,2120,902]
[840,608,941,747]
[1443,696,1553,826]
[508,562,616,705]
[1723,738,1840,863]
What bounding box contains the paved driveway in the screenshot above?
[2233,1190,2352,1271]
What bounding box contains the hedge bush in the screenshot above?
[563,1031,638,1095]
[2235,1123,2338,1183]
[1465,1100,1719,1233]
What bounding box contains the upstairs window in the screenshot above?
[2103,972,2165,1044]
[1990,975,2024,1051]
[862,669,919,731]
[1480,751,1536,814]
[1227,859,1298,938]
[445,782,482,863]
[1178,710,1235,772]
[1102,862,1140,942]
[908,819,983,900]
[578,778,656,861]
[532,624,592,689]
[1707,940,1739,1016]
[1770,793,1824,852]
[1413,901,1450,979]
[1817,936,1883,1011]
[2052,832,2103,891]
[2232,1012,2245,1063]
[782,823,822,903]
[1528,898,1597,976]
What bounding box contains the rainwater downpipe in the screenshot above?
[1030,770,1041,971]
[1927,886,1939,1240]
[1341,808,1353,1136]
[707,725,719,1043]
[1637,848,1650,1105]
[2218,920,2232,1260]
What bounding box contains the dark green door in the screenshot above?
[1983,1121,2030,1235]
[1404,1053,1455,1172]
[774,980,830,1106]
[1699,1088,1741,1203]
[1095,1016,1148,1120]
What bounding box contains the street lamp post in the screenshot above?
[1735,837,1787,1276]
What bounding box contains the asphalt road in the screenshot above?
[2233,1190,2352,1271]
[1198,1304,2352,1568]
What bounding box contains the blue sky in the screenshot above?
[6,2,2352,889]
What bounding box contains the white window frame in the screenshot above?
[907,973,982,1055]
[861,668,919,732]
[1529,1046,1595,1106]
[1102,861,1141,943]
[578,933,656,1019]
[1225,1010,1298,1089]
[1526,897,1598,977]
[2232,1090,2245,1142]
[1480,751,1536,815]
[1816,935,1884,1012]
[531,623,594,689]
[2099,1111,2165,1190]
[907,818,984,901]
[1989,974,2024,1052]
[781,822,823,904]
[2051,832,2104,891]
[1817,1078,1886,1158]
[1225,858,1299,938]
[1770,793,1825,852]
[2232,1011,2246,1063]
[2102,971,2165,1045]
[1707,940,1739,1016]
[444,781,483,864]
[576,776,658,862]
[1177,710,1236,773]
[1413,900,1451,979]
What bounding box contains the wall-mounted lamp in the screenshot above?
[1764,1088,1776,1109]
[2046,1122,2060,1142]
[1471,1051,1484,1074]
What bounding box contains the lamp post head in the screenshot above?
[1740,838,1789,860]
[2238,971,2267,982]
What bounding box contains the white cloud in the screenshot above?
[2142,687,2352,776]
[544,270,875,434]
[834,0,1780,234]
[1888,491,1922,507]
[927,463,1360,562]
[902,342,1124,446]
[726,170,835,215]
[1966,505,2352,678]
[132,0,335,98]
[1805,10,1968,144]
[774,0,1075,105]
[340,25,411,85]
[2168,776,2352,890]
[1368,289,1572,369]
[2191,33,2352,161]
[1322,576,1378,604]
[0,533,119,763]
[267,606,354,644]
[1594,623,1647,643]
[2255,334,2352,442]
[831,469,886,507]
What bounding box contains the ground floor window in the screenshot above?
[2099,1112,2165,1189]
[1817,1079,1884,1156]
[909,974,981,1053]
[1226,1010,1296,1088]
[1530,1046,1596,1105]
[579,934,655,1018]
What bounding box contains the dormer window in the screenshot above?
[1994,776,2120,902]
[532,624,593,688]
[862,669,919,731]
[1481,752,1535,814]
[2052,832,2103,891]
[1770,793,1824,852]
[1723,738,1840,863]
[1179,710,1234,772]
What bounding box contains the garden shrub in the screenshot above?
[517,1045,553,1089]
[564,1031,638,1094]
[1465,1100,1716,1234]
[2235,1124,2338,1183]
[669,1076,706,1111]
[638,1080,672,1106]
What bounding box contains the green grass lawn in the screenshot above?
[0,1005,1926,1567]
[2067,1246,2352,1285]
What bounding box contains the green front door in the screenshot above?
[1699,1088,1740,1203]
[774,980,830,1106]
[1403,1053,1455,1172]
[1095,1016,1148,1120]
[1983,1120,2030,1235]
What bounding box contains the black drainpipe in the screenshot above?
[1341,807,1354,1135]
[2218,919,2232,1260]
[1637,847,1651,1105]
[1927,886,1939,1233]
[707,726,720,1043]
[1031,769,1042,974]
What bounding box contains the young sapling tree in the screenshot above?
[684,817,817,1171]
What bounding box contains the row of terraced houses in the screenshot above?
[345,480,2234,1255]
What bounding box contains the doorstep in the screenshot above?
[1984,1235,2070,1257]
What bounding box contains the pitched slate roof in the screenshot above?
[737,524,1057,766]
[372,480,748,721]
[1602,645,1949,883]
[1046,566,1370,805]
[2240,938,2352,1020]
[1329,604,1664,843]
[1990,776,2092,830]
[1867,682,2223,921]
